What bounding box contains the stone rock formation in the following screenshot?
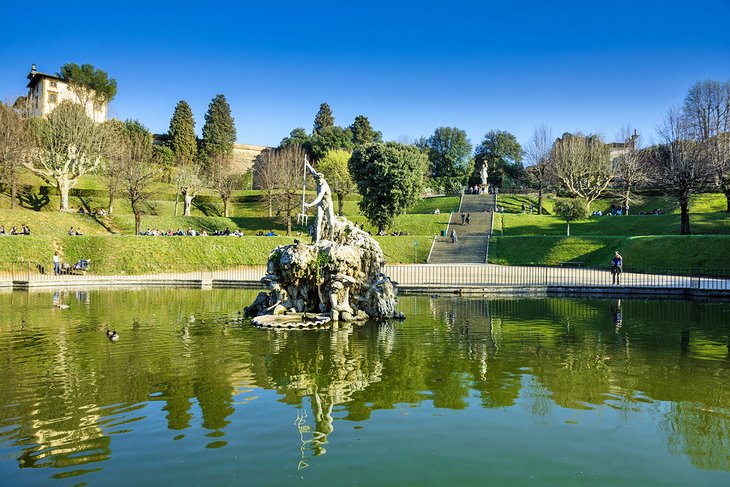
[244,215,403,327]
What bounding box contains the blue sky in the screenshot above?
[1,0,728,149]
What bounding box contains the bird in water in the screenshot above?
[106,329,119,342]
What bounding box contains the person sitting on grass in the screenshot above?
[10,226,17,235]
[68,227,75,236]
[200,229,208,236]
[22,224,30,235]
[75,228,84,236]
[0,226,5,235]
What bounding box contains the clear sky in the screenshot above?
[1,0,728,149]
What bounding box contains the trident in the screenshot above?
[296,156,309,225]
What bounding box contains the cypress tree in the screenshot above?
[201,94,237,160]
[313,102,334,135]
[168,100,197,166]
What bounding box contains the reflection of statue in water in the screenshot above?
[304,161,336,243]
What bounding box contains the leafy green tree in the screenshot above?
[310,125,354,161]
[426,127,472,193]
[318,149,354,215]
[349,142,426,234]
[25,101,113,211]
[313,102,335,135]
[553,198,588,236]
[473,130,524,189]
[350,115,382,145]
[168,100,197,166]
[57,63,117,107]
[152,144,176,183]
[201,94,237,163]
[280,127,313,161]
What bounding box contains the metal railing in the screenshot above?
[1,261,729,292]
[384,264,730,291]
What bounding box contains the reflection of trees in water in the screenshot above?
[2,290,730,474]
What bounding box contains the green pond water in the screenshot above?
[0,289,729,486]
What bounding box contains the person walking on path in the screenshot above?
[460,213,465,225]
[521,203,525,214]
[450,229,458,243]
[465,213,471,225]
[611,251,623,285]
[53,252,61,276]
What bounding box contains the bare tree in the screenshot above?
[524,124,552,214]
[682,80,730,212]
[178,164,205,217]
[120,121,157,234]
[25,101,113,211]
[612,125,647,214]
[208,154,240,217]
[0,101,32,209]
[274,145,307,235]
[547,133,613,209]
[651,109,711,235]
[253,148,278,217]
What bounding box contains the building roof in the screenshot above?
[26,66,64,89]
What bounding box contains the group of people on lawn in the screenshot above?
[138,227,278,237]
[0,224,30,235]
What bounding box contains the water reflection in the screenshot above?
[0,289,729,483]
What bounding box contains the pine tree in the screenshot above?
[313,102,334,135]
[168,100,197,166]
[350,115,382,145]
[201,94,237,160]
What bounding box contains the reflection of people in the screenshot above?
[611,299,622,329]
[304,161,335,242]
[611,251,623,285]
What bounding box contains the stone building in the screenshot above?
[25,64,108,123]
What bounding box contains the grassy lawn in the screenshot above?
[488,235,730,273]
[495,212,730,236]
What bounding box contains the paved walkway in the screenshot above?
[428,194,496,264]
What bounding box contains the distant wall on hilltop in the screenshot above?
[153,135,269,174]
[232,144,268,174]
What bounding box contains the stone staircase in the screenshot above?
[427,193,496,264]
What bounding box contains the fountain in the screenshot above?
[244,161,404,328]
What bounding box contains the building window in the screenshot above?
[50,81,57,88]
[48,92,58,104]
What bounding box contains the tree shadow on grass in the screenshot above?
[193,199,221,217]
[18,187,51,211]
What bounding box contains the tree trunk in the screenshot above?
[9,164,17,210]
[623,184,631,215]
[132,200,141,235]
[183,192,193,216]
[174,187,180,216]
[267,192,273,217]
[223,196,229,218]
[566,221,570,236]
[537,183,543,215]
[57,177,71,211]
[724,190,730,213]
[286,210,292,236]
[337,192,344,216]
[679,192,691,235]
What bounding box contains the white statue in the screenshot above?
[304,161,336,242]
[480,162,489,186]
